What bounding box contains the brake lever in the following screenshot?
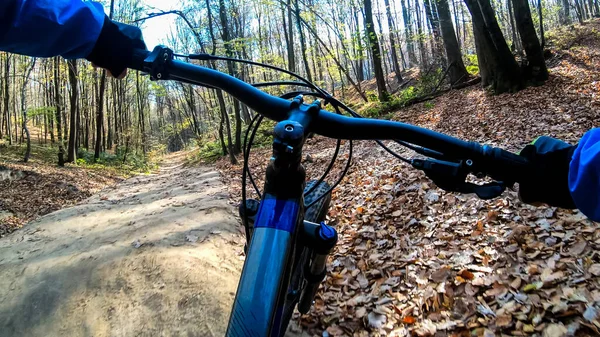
[412,158,506,199]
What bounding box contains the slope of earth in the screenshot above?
[0,152,245,336]
[217,21,600,336]
[0,156,123,237]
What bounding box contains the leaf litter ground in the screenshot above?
[217,21,600,337]
[0,161,123,237]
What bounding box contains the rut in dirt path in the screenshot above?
[0,156,245,337]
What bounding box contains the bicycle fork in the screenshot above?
[239,202,338,313]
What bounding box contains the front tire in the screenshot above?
[278,180,331,336]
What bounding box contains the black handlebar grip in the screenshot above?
[481,145,531,183]
[129,49,150,72]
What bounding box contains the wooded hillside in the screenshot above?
[1,0,591,165]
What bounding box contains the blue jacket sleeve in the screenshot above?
[569,128,600,221]
[0,0,105,59]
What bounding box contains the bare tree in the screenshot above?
[67,59,79,162]
[363,0,390,101]
[21,57,36,162]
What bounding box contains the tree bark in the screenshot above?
[384,0,404,82]
[415,0,428,66]
[67,59,79,162]
[219,0,242,155]
[3,55,10,145]
[364,0,390,101]
[424,0,445,66]
[464,0,523,93]
[54,57,65,166]
[437,0,470,84]
[574,0,584,22]
[294,0,313,82]
[21,58,36,163]
[94,71,106,160]
[512,0,548,81]
[285,0,296,72]
[561,0,571,23]
[401,0,418,65]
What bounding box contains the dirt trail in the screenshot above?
[0,153,247,336]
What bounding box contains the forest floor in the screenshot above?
[216,20,600,336]
[0,151,248,336]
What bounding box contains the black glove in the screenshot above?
[86,16,147,77]
[518,136,577,208]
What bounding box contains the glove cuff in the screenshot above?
[86,16,145,76]
[519,144,577,209]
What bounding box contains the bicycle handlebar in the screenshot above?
[128,47,530,187]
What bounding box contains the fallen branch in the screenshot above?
[401,77,481,108]
[451,76,481,90]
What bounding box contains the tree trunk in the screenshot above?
[67,59,79,162]
[424,0,446,66]
[384,0,404,82]
[294,0,313,82]
[352,8,366,82]
[94,0,114,160]
[574,0,584,22]
[364,0,390,101]
[135,72,147,156]
[561,0,571,23]
[217,91,237,164]
[4,55,11,145]
[512,0,548,81]
[507,0,521,53]
[94,71,106,160]
[206,0,237,164]
[464,0,523,93]
[219,0,242,155]
[415,0,428,67]
[54,57,65,166]
[437,0,470,84]
[21,58,36,163]
[285,0,296,72]
[402,0,418,65]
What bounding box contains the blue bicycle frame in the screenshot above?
[227,195,304,336]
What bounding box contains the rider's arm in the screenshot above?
[569,128,600,221]
[0,0,105,58]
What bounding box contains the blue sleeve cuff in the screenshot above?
[0,0,105,59]
[569,128,600,221]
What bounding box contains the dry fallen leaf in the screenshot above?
[583,306,599,322]
[458,269,475,280]
[430,268,450,283]
[355,307,367,318]
[542,323,567,337]
[589,264,600,276]
[367,312,387,329]
[495,314,512,328]
[568,241,587,256]
[402,316,416,324]
[414,319,437,336]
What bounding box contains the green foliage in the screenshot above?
[195,139,223,163]
[0,143,58,163]
[26,106,55,118]
[466,65,480,76]
[76,148,156,174]
[465,54,480,76]
[366,90,379,102]
[423,102,435,109]
[398,86,418,102]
